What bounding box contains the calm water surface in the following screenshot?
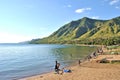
[0,44,96,80]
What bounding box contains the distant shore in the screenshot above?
[19,46,120,80]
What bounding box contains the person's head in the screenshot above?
[55,61,57,64]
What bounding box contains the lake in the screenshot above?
[0,44,96,80]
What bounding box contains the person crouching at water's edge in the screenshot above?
[55,61,60,74]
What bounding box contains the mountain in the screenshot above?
[30,16,120,45]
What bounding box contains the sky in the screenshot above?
[0,0,120,43]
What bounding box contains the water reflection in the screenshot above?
[51,45,96,66]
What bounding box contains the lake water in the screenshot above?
[0,44,96,80]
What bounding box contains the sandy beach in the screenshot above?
[20,54,120,80]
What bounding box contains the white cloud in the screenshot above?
[109,0,119,5]
[91,16,100,19]
[0,32,33,43]
[75,8,91,13]
[75,9,85,13]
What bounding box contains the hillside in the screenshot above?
[30,16,120,45]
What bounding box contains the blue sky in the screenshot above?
[0,0,120,43]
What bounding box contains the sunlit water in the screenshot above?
[0,44,96,80]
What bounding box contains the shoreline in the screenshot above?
[19,55,120,80]
[17,44,97,80]
[18,62,78,80]
[18,45,99,80]
[18,55,81,80]
[19,46,120,80]
[19,57,81,79]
